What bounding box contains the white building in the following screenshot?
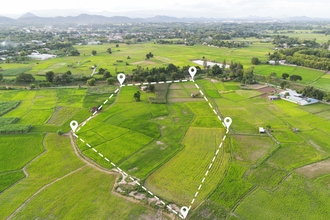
[27,52,57,60]
[279,89,319,106]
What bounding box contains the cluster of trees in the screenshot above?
[16,73,35,82]
[204,59,255,84]
[125,63,199,83]
[301,86,330,101]
[156,39,185,45]
[207,40,249,48]
[272,36,320,48]
[45,71,73,83]
[270,48,330,71]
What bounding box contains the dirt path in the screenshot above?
[7,165,87,220]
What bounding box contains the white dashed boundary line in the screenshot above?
[72,79,231,219]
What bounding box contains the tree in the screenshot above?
[242,67,255,84]
[103,71,111,79]
[45,71,55,82]
[66,70,72,75]
[86,77,96,86]
[160,73,166,81]
[61,73,72,83]
[16,73,35,82]
[222,59,226,70]
[289,75,302,81]
[91,50,97,56]
[0,73,3,81]
[106,77,115,85]
[116,44,119,47]
[167,63,178,72]
[98,68,106,75]
[147,76,154,82]
[211,64,223,76]
[325,92,330,102]
[69,49,80,56]
[280,81,289,89]
[282,73,289,79]
[107,48,112,54]
[133,91,140,101]
[251,57,260,65]
[146,52,153,59]
[203,57,207,70]
[148,85,155,92]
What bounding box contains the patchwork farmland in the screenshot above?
[1,42,330,219]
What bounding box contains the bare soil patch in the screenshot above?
[132,60,156,65]
[295,159,330,179]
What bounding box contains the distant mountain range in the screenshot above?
[0,12,328,25]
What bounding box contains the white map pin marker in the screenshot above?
[117,73,125,86]
[180,206,190,219]
[224,117,232,128]
[188,67,197,80]
[70,120,79,132]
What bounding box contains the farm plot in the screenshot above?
[0,133,85,219]
[235,174,330,220]
[197,79,221,98]
[55,88,86,107]
[0,133,44,172]
[83,131,153,165]
[247,164,288,190]
[19,109,54,125]
[0,171,25,193]
[11,91,36,101]
[231,135,277,165]
[296,158,330,179]
[210,163,253,209]
[167,82,203,103]
[0,101,20,116]
[267,143,323,170]
[145,127,229,207]
[47,106,81,126]
[10,166,162,220]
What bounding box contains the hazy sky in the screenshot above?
[1,0,330,18]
